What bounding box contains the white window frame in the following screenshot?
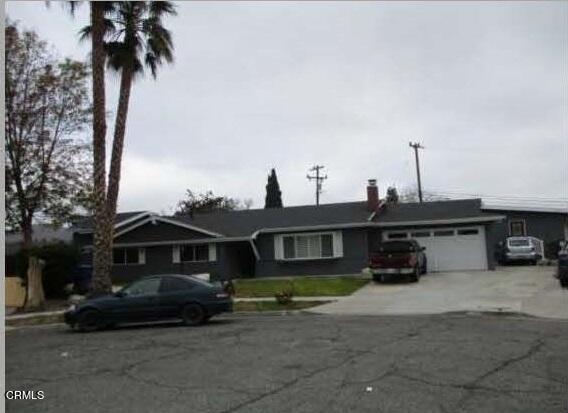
[113,247,145,266]
[274,231,343,261]
[172,244,216,263]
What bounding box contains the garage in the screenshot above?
[382,226,488,272]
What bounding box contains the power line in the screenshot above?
[306,165,327,206]
[425,189,568,202]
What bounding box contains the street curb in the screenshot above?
[6,312,64,327]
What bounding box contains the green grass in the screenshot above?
[233,300,330,312]
[234,276,369,298]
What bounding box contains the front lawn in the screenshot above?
[233,300,330,312]
[234,276,368,298]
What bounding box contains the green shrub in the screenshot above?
[14,242,80,299]
[274,289,294,305]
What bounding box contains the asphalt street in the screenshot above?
[6,313,568,413]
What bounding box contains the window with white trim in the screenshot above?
[113,247,144,265]
[411,231,430,238]
[509,220,526,237]
[279,232,337,260]
[180,244,209,262]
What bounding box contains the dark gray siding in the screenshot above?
[485,211,567,258]
[72,229,251,283]
[254,228,368,277]
[111,244,225,283]
[115,221,215,243]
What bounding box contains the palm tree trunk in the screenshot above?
[90,2,112,295]
[106,62,134,245]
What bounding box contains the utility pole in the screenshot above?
[409,142,425,203]
[307,165,327,206]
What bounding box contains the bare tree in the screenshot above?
[5,21,92,246]
[399,187,450,203]
[175,190,243,216]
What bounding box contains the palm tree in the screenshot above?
[51,1,116,294]
[103,2,176,226]
[79,2,176,294]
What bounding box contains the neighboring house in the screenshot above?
[481,204,568,258]
[5,225,74,256]
[73,181,568,283]
[5,224,74,278]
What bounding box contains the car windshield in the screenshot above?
[509,239,530,247]
[378,241,415,253]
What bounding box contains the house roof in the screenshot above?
[169,201,372,237]
[75,199,502,239]
[377,199,487,223]
[481,203,568,214]
[167,198,496,237]
[73,211,151,231]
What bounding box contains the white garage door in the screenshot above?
[382,226,488,272]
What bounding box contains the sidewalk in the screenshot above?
[5,296,341,328]
[235,296,342,302]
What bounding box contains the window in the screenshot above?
[378,241,415,253]
[160,277,193,293]
[411,231,430,238]
[508,238,530,247]
[509,220,526,237]
[280,233,335,260]
[122,278,160,296]
[457,229,479,236]
[113,247,142,265]
[387,232,408,239]
[180,244,209,262]
[434,230,454,237]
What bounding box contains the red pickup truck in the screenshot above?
[369,240,427,283]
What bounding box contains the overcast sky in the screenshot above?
[6,1,568,213]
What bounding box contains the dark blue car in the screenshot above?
[64,274,232,332]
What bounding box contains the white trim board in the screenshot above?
[113,236,249,248]
[481,204,568,214]
[113,215,223,239]
[76,211,153,234]
[115,211,154,229]
[374,215,506,228]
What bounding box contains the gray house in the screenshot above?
[73,181,567,283]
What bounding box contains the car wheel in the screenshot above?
[409,267,420,283]
[373,275,381,283]
[75,309,102,333]
[182,303,205,326]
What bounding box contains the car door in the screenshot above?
[114,278,161,323]
[157,276,196,319]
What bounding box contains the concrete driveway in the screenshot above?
[311,266,568,319]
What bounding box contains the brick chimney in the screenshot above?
[367,179,379,212]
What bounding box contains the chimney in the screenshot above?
[367,179,379,212]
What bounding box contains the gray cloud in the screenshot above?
[6,1,568,212]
